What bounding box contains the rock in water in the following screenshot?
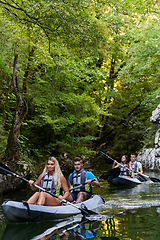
[150,104,160,125]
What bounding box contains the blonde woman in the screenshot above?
[27,157,69,206]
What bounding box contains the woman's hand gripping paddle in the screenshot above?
[0,162,109,221]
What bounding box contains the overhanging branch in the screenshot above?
[0,1,61,33]
[3,6,61,32]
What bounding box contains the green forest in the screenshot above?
[0,0,159,169]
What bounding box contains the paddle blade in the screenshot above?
[0,162,11,175]
[98,150,114,165]
[80,204,111,221]
[98,150,109,159]
[104,158,114,165]
[150,177,160,183]
[99,168,120,180]
[136,174,147,182]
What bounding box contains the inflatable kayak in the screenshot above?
[107,175,147,187]
[1,194,104,222]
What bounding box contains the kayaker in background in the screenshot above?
[112,155,132,176]
[27,156,69,206]
[130,153,143,176]
[66,157,100,203]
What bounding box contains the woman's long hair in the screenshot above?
[42,157,63,188]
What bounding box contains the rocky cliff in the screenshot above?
[0,161,31,194]
[137,104,160,170]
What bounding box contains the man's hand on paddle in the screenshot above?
[87,179,100,188]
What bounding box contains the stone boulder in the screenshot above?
[137,104,160,170]
[0,161,31,194]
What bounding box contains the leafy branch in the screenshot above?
[0,1,61,32]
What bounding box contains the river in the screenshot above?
[0,169,160,239]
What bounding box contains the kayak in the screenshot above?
[107,175,146,187]
[1,194,104,222]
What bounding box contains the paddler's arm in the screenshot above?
[135,167,143,175]
[28,174,42,190]
[85,171,100,188]
[128,162,132,171]
[87,179,100,188]
[112,160,120,169]
[59,175,70,201]
[139,167,143,174]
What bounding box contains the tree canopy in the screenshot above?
[0,0,159,164]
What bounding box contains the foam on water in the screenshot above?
[103,199,160,212]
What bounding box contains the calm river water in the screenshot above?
[0,170,160,240]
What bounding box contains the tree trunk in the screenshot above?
[4,53,27,162]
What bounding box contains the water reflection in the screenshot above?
[2,216,120,240]
[2,215,82,240]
